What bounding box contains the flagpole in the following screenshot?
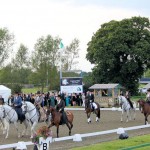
[59,41,64,94]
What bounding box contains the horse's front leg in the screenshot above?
[4,120,9,139]
[56,125,59,138]
[145,114,149,125]
[30,121,37,138]
[121,110,123,122]
[128,109,132,121]
[14,122,20,138]
[87,113,91,123]
[126,110,129,122]
[133,108,136,120]
[95,110,99,122]
[22,120,28,137]
[66,122,71,136]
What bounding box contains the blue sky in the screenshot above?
[0,0,149,72]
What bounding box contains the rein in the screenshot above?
[23,103,37,122]
[1,106,15,123]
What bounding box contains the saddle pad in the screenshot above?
[93,102,98,109]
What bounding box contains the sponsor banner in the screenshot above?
[61,85,83,93]
[61,78,82,86]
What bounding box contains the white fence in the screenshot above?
[0,124,150,149]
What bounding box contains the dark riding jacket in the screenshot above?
[56,100,65,113]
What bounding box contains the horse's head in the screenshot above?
[21,102,28,114]
[118,95,123,105]
[45,106,53,123]
[137,99,145,106]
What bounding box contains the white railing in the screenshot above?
[0,124,150,149]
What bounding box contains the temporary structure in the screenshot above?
[0,85,11,102]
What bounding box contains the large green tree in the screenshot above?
[63,38,80,71]
[31,35,60,91]
[0,28,14,67]
[86,17,150,94]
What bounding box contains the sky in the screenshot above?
[0,0,150,72]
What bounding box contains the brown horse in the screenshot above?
[46,106,74,138]
[137,99,150,125]
[85,99,100,123]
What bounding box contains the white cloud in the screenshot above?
[0,0,145,72]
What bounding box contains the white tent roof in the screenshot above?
[0,85,11,102]
[0,85,11,91]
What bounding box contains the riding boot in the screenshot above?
[62,112,67,124]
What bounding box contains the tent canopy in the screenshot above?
[0,85,11,102]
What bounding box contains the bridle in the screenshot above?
[0,105,15,122]
[119,96,129,110]
[22,102,36,122]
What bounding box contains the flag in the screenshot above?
[59,41,64,49]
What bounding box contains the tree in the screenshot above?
[12,44,30,84]
[0,28,14,67]
[63,38,80,71]
[31,35,61,91]
[86,17,150,94]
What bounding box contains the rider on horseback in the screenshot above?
[125,90,133,109]
[56,94,68,124]
[86,91,95,111]
[146,88,150,104]
[13,92,25,124]
[34,91,43,121]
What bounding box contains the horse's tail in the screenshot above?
[97,108,100,119]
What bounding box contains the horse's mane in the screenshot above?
[23,101,35,107]
[49,106,57,112]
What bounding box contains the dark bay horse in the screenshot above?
[85,99,100,123]
[137,99,150,125]
[46,106,74,138]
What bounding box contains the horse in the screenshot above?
[85,99,100,123]
[46,106,74,138]
[137,99,150,125]
[0,104,28,138]
[118,95,136,122]
[21,101,45,138]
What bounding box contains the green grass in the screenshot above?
[22,87,48,94]
[70,134,150,150]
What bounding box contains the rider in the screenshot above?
[34,91,43,121]
[146,88,150,104]
[125,90,133,109]
[86,91,95,111]
[56,94,68,124]
[13,92,25,123]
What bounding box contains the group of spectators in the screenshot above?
[6,91,95,108]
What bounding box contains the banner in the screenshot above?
[61,77,83,93]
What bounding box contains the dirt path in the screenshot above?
[0,110,149,150]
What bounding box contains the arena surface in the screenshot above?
[0,109,150,150]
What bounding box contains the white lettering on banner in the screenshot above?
[61,85,83,93]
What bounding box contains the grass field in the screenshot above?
[71,134,150,150]
[22,87,48,94]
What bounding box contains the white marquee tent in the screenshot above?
[0,85,11,102]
